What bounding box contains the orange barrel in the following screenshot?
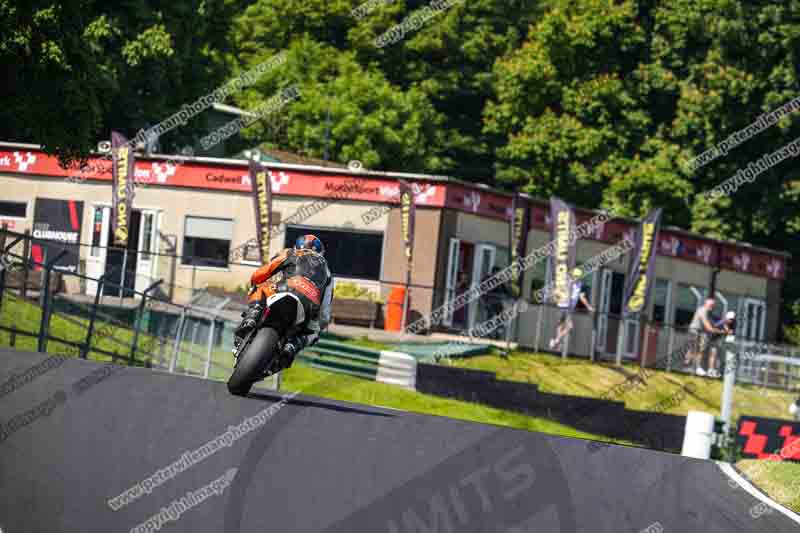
[384,286,407,331]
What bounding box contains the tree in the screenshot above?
[0,0,239,166]
[485,0,800,331]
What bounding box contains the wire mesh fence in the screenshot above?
[0,229,282,390]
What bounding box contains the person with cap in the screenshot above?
[549,267,594,351]
[705,310,736,378]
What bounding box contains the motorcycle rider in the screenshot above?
[233,234,333,367]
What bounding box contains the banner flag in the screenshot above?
[509,196,530,298]
[31,198,84,273]
[623,208,662,315]
[250,160,273,264]
[399,180,416,273]
[111,131,135,246]
[546,196,576,308]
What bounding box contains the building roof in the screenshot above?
[0,140,791,263]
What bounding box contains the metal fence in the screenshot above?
[0,229,285,389]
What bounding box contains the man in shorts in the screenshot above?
[549,267,594,351]
[684,298,724,376]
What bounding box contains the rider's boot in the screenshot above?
[280,336,307,369]
[234,302,264,341]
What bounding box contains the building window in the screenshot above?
[182,216,233,267]
[90,206,104,257]
[0,201,26,218]
[674,283,706,328]
[141,213,154,261]
[284,226,383,280]
[652,278,671,323]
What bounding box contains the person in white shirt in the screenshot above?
[549,267,594,351]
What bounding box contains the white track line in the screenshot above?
[717,461,800,526]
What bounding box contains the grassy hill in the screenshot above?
[448,350,796,422]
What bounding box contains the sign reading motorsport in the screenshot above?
[547,196,576,308]
[250,161,273,264]
[509,195,530,298]
[111,131,136,246]
[399,180,415,273]
[623,208,662,314]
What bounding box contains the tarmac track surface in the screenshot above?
[0,349,797,533]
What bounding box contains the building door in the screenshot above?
[468,244,496,331]
[596,269,626,355]
[134,210,158,293]
[596,269,612,350]
[84,205,148,298]
[741,298,767,341]
[104,210,140,297]
[443,238,461,327]
[86,205,110,296]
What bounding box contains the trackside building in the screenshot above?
[0,141,790,360]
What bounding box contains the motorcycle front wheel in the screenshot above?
[227,327,281,396]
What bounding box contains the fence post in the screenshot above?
[589,310,597,363]
[186,319,200,374]
[0,228,19,316]
[129,279,163,366]
[169,309,187,372]
[119,248,128,305]
[37,250,68,353]
[666,326,675,373]
[39,247,48,309]
[21,230,31,300]
[615,313,626,367]
[156,319,168,369]
[204,297,231,379]
[641,319,649,369]
[81,275,106,359]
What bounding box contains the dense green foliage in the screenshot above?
[3,0,799,332]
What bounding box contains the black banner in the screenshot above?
[31,198,84,273]
[399,180,415,274]
[509,195,530,298]
[111,131,135,246]
[623,208,662,315]
[251,161,272,264]
[547,197,576,308]
[736,416,800,462]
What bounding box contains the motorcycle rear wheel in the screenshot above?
[227,327,281,396]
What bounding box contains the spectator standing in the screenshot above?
[549,267,594,351]
[684,298,724,376]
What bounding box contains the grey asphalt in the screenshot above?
[0,348,797,533]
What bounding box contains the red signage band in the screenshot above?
[0,148,786,280]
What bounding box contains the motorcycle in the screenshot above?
[227,290,308,396]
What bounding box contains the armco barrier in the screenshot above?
[298,340,416,390]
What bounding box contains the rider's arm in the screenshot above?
[250,248,290,286]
